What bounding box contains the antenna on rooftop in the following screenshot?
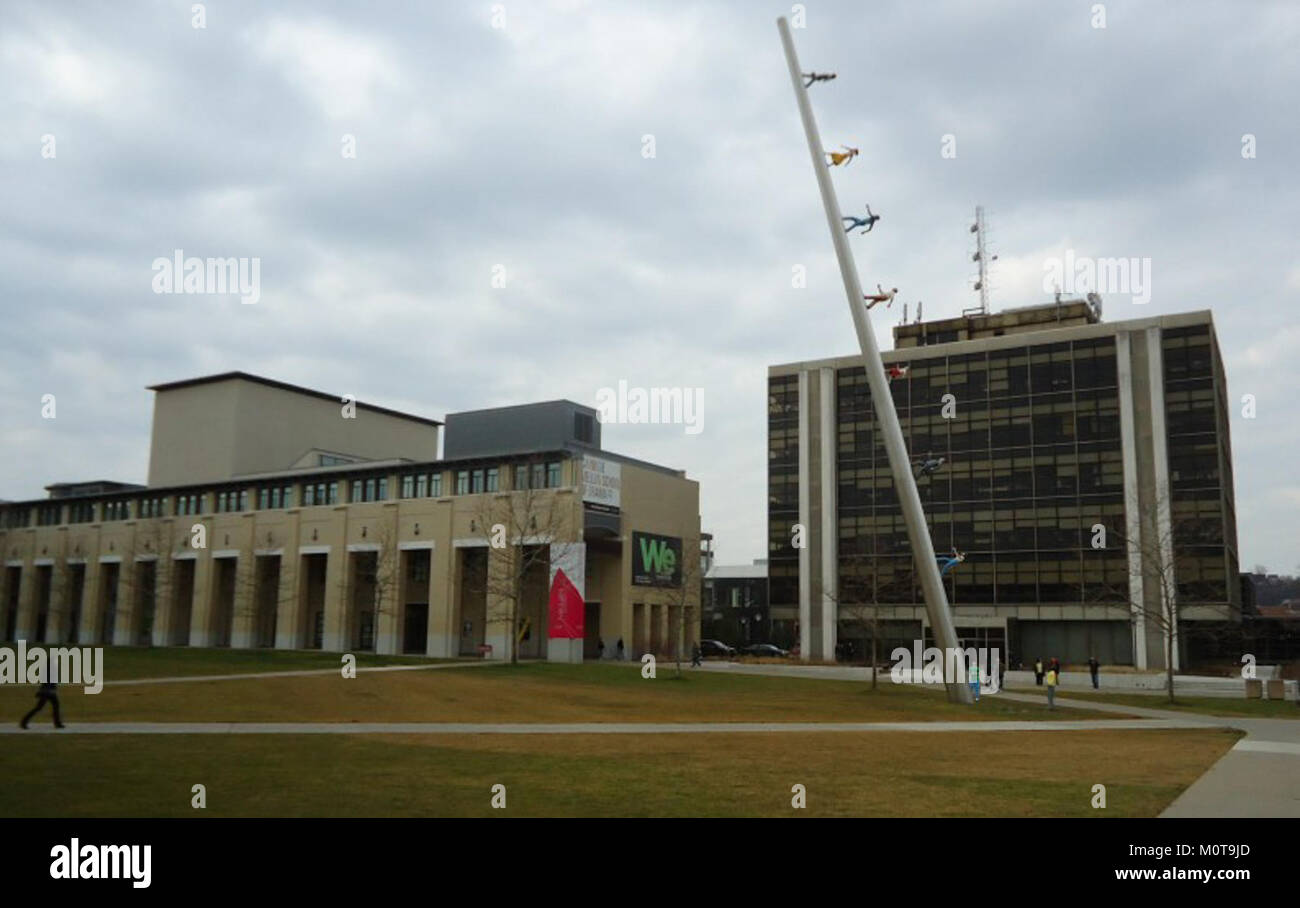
[969,205,998,315]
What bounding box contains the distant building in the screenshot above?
[769,302,1240,669]
[702,560,775,648]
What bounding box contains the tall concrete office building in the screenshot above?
[769,300,1239,669]
[1,373,701,662]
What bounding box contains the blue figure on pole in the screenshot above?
[843,204,881,234]
[913,455,945,480]
[802,71,836,88]
[937,549,966,576]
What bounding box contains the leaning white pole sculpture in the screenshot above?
[777,17,972,703]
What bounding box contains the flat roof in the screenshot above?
[0,445,690,508]
[770,308,1216,376]
[147,371,443,428]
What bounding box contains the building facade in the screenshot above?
[769,303,1239,669]
[0,373,701,662]
[702,561,778,649]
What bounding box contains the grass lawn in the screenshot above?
[0,644,451,681]
[1006,685,1300,719]
[0,661,1127,724]
[0,727,1239,817]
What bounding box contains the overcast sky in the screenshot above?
[1,1,1297,572]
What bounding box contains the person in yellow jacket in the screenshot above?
[825,145,860,167]
[1045,666,1058,709]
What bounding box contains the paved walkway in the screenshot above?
[1,717,1208,735]
[100,660,495,687]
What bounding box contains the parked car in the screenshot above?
[741,643,790,658]
[699,639,736,658]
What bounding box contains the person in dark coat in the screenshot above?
[1088,655,1100,689]
[1034,657,1044,686]
[20,680,64,729]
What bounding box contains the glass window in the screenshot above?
[401,476,414,499]
[430,473,442,497]
[456,471,469,495]
[486,468,499,492]
[532,464,545,489]
[377,478,387,501]
[515,465,528,490]
[471,470,484,493]
[546,462,561,488]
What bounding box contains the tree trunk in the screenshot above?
[1166,630,1175,704]
[870,611,879,691]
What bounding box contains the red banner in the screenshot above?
[547,568,585,639]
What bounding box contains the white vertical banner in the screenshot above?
[549,542,585,600]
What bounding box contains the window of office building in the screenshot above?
[175,494,204,516]
[68,501,95,524]
[456,471,469,495]
[471,470,484,493]
[139,497,166,518]
[37,504,62,526]
[546,462,561,488]
[486,467,499,492]
[103,500,131,521]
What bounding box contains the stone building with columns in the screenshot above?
[0,372,700,662]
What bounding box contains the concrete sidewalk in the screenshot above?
[0,717,1207,735]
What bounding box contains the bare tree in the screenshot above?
[337,518,400,652]
[828,556,886,689]
[1099,491,1236,703]
[662,545,702,679]
[469,476,579,664]
[120,520,175,647]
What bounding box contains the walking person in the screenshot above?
[1045,664,1058,709]
[968,656,981,702]
[1088,654,1100,690]
[616,638,625,661]
[691,643,702,668]
[20,678,65,730]
[597,638,605,661]
[1050,657,1061,685]
[1034,657,1044,686]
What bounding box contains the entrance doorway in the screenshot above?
[65,564,86,644]
[583,601,601,660]
[403,603,428,654]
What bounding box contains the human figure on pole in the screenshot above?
[802,71,836,88]
[825,145,860,167]
[914,455,945,479]
[863,284,897,310]
[843,205,881,234]
[937,549,966,576]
